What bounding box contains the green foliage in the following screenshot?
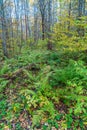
[0,100,7,120]
[55,114,63,121]
[52,15,87,53]
[37,39,48,49]
[15,122,23,130]
[0,63,10,75]
[66,114,73,129]
[50,60,87,87]
[0,79,9,97]
[1,0,87,129]
[0,48,87,129]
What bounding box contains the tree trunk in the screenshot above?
[42,16,45,40]
[68,0,71,31]
[78,0,85,36]
[47,0,53,50]
[1,0,8,57]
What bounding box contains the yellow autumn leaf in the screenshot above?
[4,125,9,130]
[13,106,17,112]
[83,122,87,125]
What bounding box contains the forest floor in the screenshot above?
[0,49,87,130]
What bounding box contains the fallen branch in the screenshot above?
[0,63,40,80]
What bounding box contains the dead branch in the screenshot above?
[0,63,40,81]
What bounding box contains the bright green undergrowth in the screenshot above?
[0,49,87,130]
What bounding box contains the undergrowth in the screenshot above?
[0,49,87,130]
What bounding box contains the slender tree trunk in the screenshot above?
[78,0,85,36]
[47,0,53,50]
[68,0,71,31]
[1,0,8,57]
[24,0,28,41]
[42,15,45,40]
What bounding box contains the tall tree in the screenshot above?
[78,0,86,36]
[38,0,47,40]
[78,0,85,17]
[0,0,8,57]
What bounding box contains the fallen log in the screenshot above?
[0,63,40,80]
